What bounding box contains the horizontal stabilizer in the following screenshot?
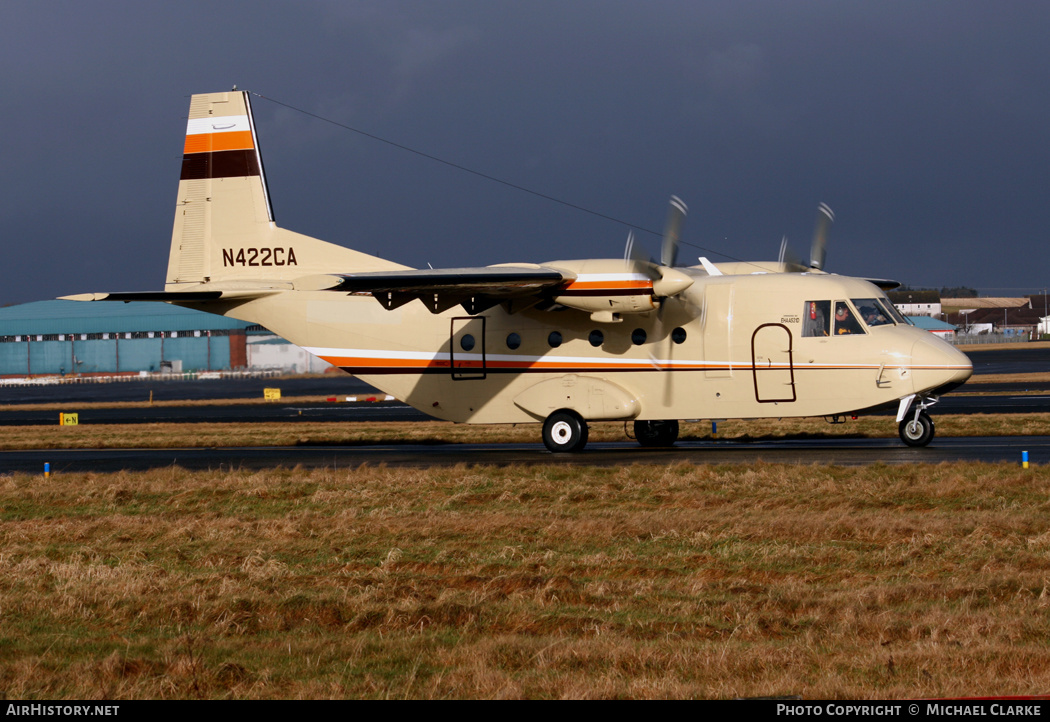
[59,289,273,303]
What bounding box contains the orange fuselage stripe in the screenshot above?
[317,355,967,373]
[562,280,652,292]
[319,356,712,371]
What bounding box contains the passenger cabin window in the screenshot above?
[834,302,863,335]
[802,301,830,337]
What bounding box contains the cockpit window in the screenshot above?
[834,301,863,335]
[852,298,893,328]
[879,297,909,325]
[802,300,830,337]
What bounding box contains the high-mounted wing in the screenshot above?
[63,266,575,315]
[864,278,901,291]
[295,265,574,314]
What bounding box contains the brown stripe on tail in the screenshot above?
[180,149,261,180]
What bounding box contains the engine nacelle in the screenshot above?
[550,267,694,320]
[553,271,657,315]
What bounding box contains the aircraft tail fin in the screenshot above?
[166,90,406,290]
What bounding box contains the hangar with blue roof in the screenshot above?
[0,300,254,377]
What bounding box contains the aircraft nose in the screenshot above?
[910,333,973,393]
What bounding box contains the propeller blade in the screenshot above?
[778,235,805,272]
[623,229,652,267]
[660,195,688,267]
[623,230,635,264]
[809,202,834,271]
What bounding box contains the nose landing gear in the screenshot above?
[897,394,938,447]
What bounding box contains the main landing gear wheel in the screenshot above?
[634,420,680,447]
[899,411,935,447]
[542,410,589,453]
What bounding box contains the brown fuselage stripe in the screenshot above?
[333,362,967,376]
[180,150,261,180]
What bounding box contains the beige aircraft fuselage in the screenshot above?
[64,90,972,449]
[218,270,969,425]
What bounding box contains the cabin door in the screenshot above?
[751,323,796,403]
[450,316,487,380]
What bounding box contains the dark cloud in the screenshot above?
[2,0,1048,305]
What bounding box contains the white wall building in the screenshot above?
[246,336,334,374]
[893,300,942,317]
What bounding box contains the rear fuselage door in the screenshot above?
[450,316,487,380]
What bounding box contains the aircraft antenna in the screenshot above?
[250,92,765,267]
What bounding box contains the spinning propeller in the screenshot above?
[623,195,695,298]
[778,202,835,272]
[620,196,699,404]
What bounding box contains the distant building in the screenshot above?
[906,315,957,340]
[941,297,1031,311]
[0,300,330,377]
[940,297,1039,337]
[888,290,941,317]
[1026,295,1050,336]
[246,336,333,374]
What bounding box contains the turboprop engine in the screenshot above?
[547,261,694,322]
[548,195,694,322]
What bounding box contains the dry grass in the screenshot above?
[2,413,1050,451]
[956,342,1050,351]
[3,462,1050,699]
[966,372,1050,387]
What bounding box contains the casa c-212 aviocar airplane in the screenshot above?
[63,90,973,452]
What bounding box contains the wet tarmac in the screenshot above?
[3,434,1047,473]
[0,345,1046,470]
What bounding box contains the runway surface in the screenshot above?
[6,392,1050,425]
[4,435,1048,473]
[0,345,1046,470]
[0,345,1048,425]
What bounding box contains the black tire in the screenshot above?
[542,410,589,453]
[898,412,935,447]
[634,419,680,447]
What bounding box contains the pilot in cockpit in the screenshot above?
[860,305,886,327]
[835,302,862,335]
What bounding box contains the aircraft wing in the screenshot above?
[865,278,901,291]
[62,266,574,314]
[297,265,574,314]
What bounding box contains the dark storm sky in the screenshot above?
[2,1,1048,306]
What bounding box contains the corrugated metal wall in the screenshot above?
[1,335,236,375]
[0,301,251,376]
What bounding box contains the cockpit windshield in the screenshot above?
[880,297,910,325]
[802,295,908,336]
[851,299,894,328]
